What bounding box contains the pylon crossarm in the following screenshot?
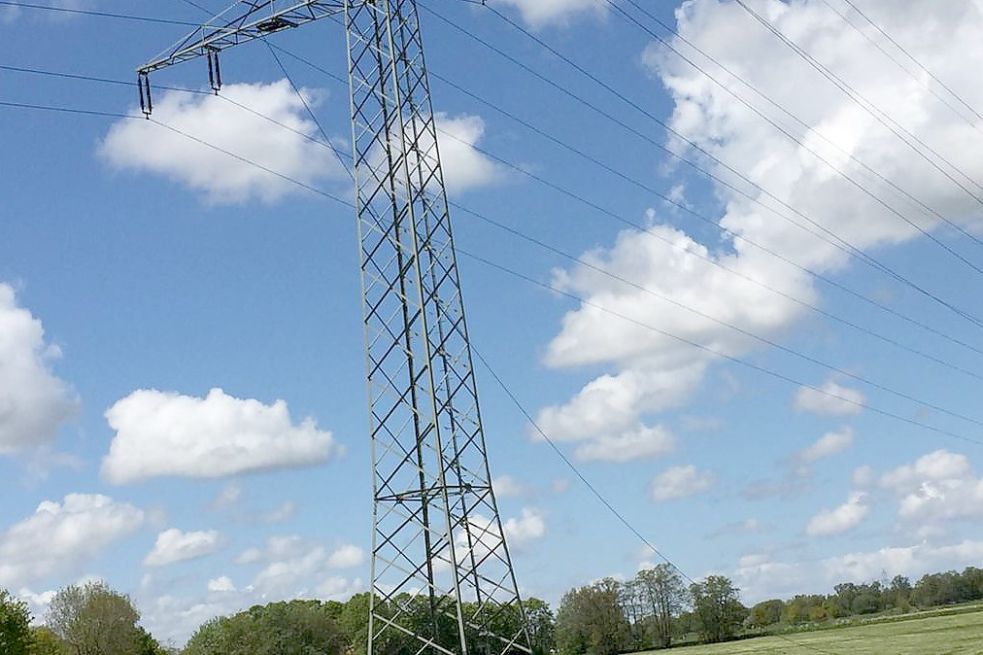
[138,1,346,75]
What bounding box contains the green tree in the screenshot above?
[689,576,745,644]
[963,567,983,601]
[555,579,630,655]
[46,582,143,655]
[635,564,685,649]
[1,588,33,655]
[184,600,346,655]
[29,627,68,655]
[887,576,913,611]
[523,598,556,655]
[748,599,784,628]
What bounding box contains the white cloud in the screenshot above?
[492,474,528,498]
[259,501,298,524]
[17,588,57,623]
[504,508,547,546]
[101,388,342,484]
[573,425,675,463]
[0,283,78,454]
[100,80,346,204]
[798,426,854,464]
[824,540,983,584]
[0,494,144,588]
[326,543,365,569]
[243,537,364,598]
[881,449,972,490]
[540,0,983,454]
[650,465,714,501]
[493,0,607,27]
[806,492,869,536]
[144,528,223,567]
[794,381,865,416]
[207,576,236,593]
[880,450,983,526]
[211,482,242,510]
[735,539,983,604]
[434,113,504,194]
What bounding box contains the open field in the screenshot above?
[646,607,983,654]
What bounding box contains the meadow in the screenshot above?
[654,606,983,655]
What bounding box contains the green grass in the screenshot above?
[637,606,983,654]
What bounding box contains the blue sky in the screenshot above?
[2,0,983,646]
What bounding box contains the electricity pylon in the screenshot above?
[136,3,531,655]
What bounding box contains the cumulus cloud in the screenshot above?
[449,508,546,569]
[100,80,346,204]
[0,283,78,454]
[504,508,547,546]
[791,427,853,475]
[101,388,342,484]
[650,465,714,501]
[142,537,363,644]
[806,492,869,536]
[207,576,236,593]
[0,494,144,588]
[144,529,223,567]
[735,539,983,603]
[794,381,865,416]
[326,543,365,569]
[433,113,504,194]
[880,450,983,526]
[573,425,675,463]
[239,536,364,598]
[493,0,606,27]
[492,474,529,498]
[538,0,983,460]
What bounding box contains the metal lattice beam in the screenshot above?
[136,2,532,654]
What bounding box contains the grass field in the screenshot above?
[641,607,983,654]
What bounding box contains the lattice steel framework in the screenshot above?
[137,3,531,655]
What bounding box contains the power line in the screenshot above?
[468,346,840,655]
[451,201,983,426]
[263,45,983,373]
[838,0,983,125]
[263,41,354,182]
[427,70,983,363]
[7,61,983,404]
[0,1,202,26]
[819,0,983,135]
[4,96,981,449]
[733,0,983,200]
[610,0,983,253]
[422,2,983,331]
[13,0,980,329]
[458,247,983,449]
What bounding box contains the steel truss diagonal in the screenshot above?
[346,2,530,654]
[135,2,531,655]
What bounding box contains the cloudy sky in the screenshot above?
[3,0,983,646]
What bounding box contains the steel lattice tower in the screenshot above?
[137,3,531,655]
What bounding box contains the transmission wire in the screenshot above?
[4,96,981,449]
[609,0,983,252]
[420,2,983,330]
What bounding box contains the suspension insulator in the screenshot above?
[207,48,222,94]
[138,72,153,118]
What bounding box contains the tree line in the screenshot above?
[2,564,981,654]
[553,564,983,653]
